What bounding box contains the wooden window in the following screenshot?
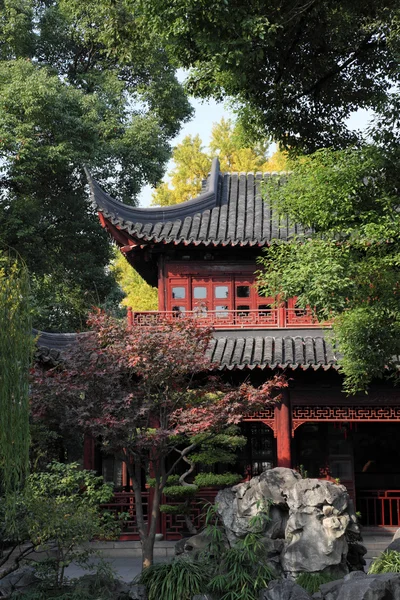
[193,286,207,299]
[214,285,229,299]
[172,287,186,299]
[236,285,250,298]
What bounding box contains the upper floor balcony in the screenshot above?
[128,307,330,330]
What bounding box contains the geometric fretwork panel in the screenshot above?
[242,407,276,436]
[292,405,400,436]
[244,408,275,420]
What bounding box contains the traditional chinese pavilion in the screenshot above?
[37,158,400,530]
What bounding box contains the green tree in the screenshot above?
[0,0,192,331]
[0,253,32,500]
[257,105,400,392]
[143,0,400,152]
[152,118,287,206]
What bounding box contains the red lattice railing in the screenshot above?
[104,488,400,533]
[102,488,218,541]
[129,309,322,329]
[358,490,400,527]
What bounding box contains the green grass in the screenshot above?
[135,558,209,600]
[296,571,338,594]
[369,550,400,574]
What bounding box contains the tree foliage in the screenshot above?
[152,118,288,206]
[0,253,32,499]
[110,248,158,312]
[31,311,286,567]
[0,0,192,330]
[0,462,118,586]
[143,0,400,152]
[257,107,400,392]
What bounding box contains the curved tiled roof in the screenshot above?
[87,159,310,247]
[35,330,338,371]
[207,335,339,371]
[34,330,77,365]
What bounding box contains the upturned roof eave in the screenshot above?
[85,158,221,226]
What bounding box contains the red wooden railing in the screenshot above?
[358,490,400,527]
[104,488,400,534]
[129,309,324,329]
[102,489,218,540]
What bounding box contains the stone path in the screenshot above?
[64,527,396,582]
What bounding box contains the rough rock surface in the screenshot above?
[175,529,228,559]
[128,584,148,600]
[0,567,40,598]
[259,579,313,599]
[318,570,400,600]
[384,528,400,553]
[213,468,365,576]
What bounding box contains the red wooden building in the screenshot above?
[37,158,400,531]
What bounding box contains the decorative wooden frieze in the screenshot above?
[292,405,400,436]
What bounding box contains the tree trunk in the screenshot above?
[141,535,155,570]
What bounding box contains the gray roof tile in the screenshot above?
[35,330,340,372]
[87,159,310,247]
[210,335,340,370]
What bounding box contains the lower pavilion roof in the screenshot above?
[207,334,338,371]
[35,330,339,371]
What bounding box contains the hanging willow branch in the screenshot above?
[0,252,32,497]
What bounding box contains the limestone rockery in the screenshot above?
[181,468,366,577]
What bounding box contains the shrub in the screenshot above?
[296,572,337,594]
[24,462,120,587]
[369,550,400,574]
[136,558,209,600]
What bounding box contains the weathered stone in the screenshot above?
[128,584,148,600]
[0,567,40,598]
[175,529,228,559]
[216,468,300,544]
[192,595,215,600]
[215,468,365,576]
[282,508,349,574]
[259,579,313,599]
[286,479,349,513]
[319,572,400,600]
[384,528,400,553]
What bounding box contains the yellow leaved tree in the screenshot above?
[152,118,288,206]
[110,249,158,312]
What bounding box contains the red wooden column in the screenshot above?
[275,390,292,468]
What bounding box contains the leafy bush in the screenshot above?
[194,473,242,488]
[369,550,400,574]
[207,532,275,600]
[23,462,120,587]
[10,560,121,600]
[138,504,276,600]
[296,572,337,594]
[137,558,209,600]
[162,485,198,498]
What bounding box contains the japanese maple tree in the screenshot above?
[31,311,286,568]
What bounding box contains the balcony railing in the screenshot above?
[128,308,326,329]
[358,490,400,527]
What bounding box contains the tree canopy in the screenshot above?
[257,104,400,393]
[143,0,400,152]
[0,0,192,331]
[31,311,285,567]
[152,118,288,206]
